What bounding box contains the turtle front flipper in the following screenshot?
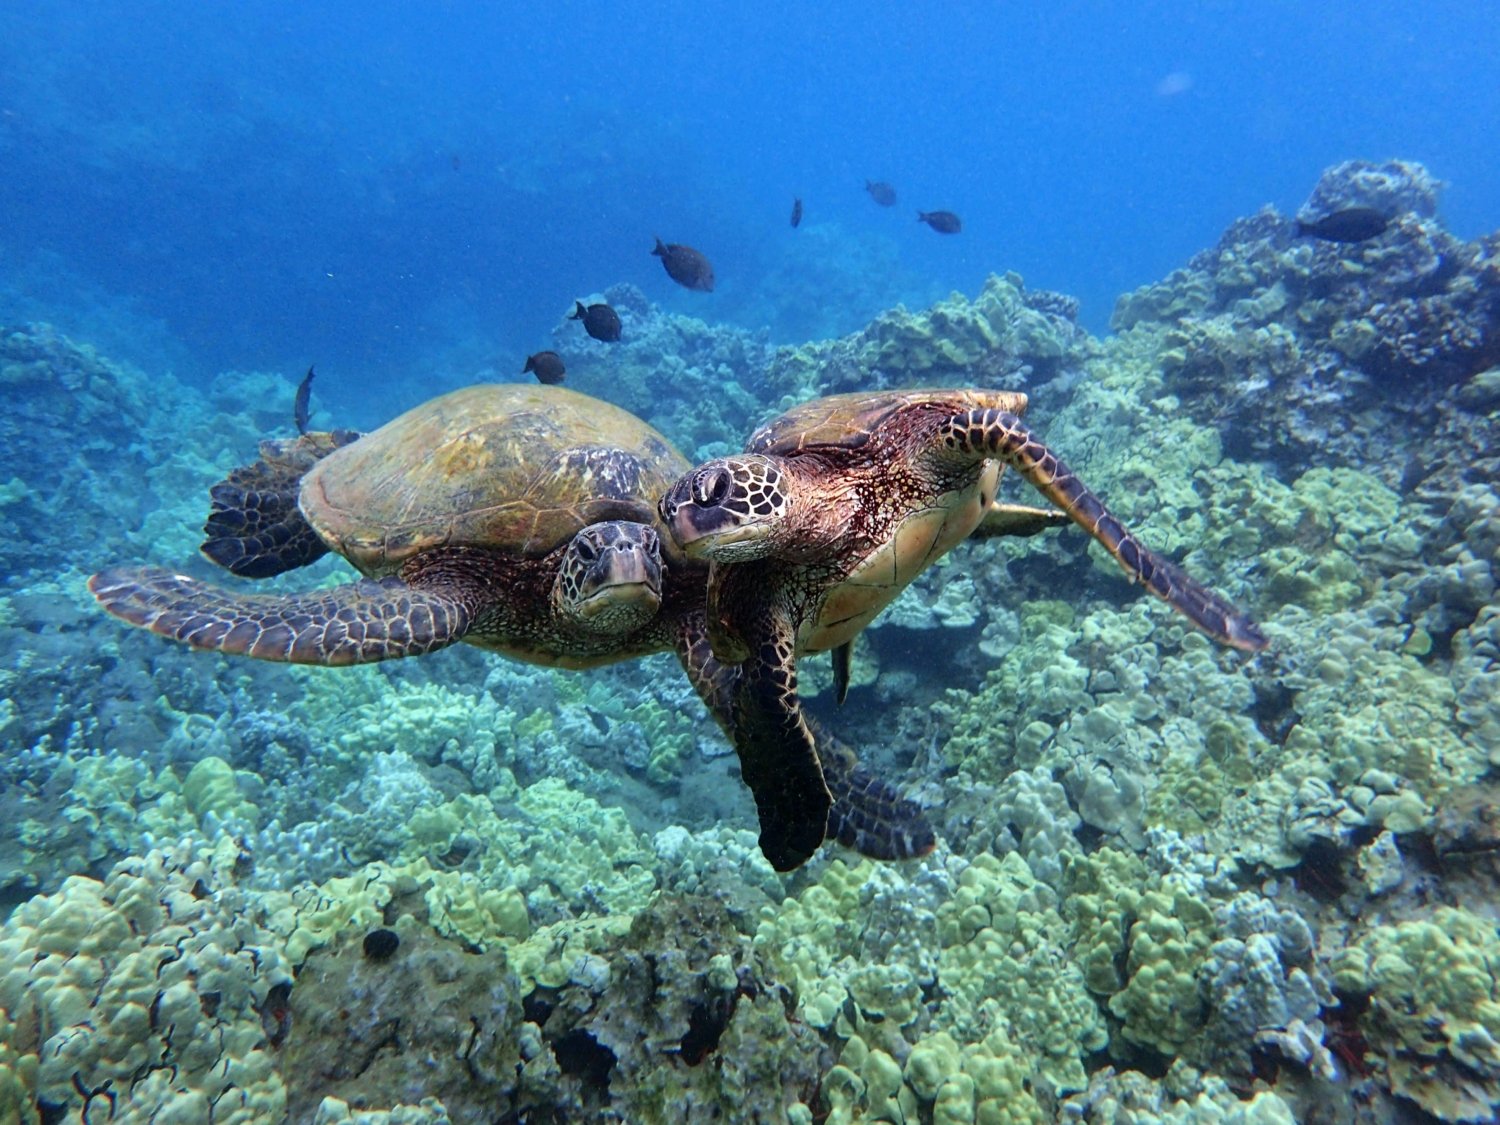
[88,565,472,665]
[674,613,933,862]
[938,409,1269,652]
[674,595,830,870]
[202,431,361,578]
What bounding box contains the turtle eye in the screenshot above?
[694,468,731,506]
[575,538,598,562]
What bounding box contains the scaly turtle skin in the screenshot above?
[658,388,1270,868]
[88,384,940,868]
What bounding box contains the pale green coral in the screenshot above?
[1111,267,1215,330]
[958,1028,1048,1124]
[935,852,1106,1092]
[931,602,1089,776]
[1332,907,1500,1121]
[1108,882,1217,1056]
[0,1039,36,1125]
[260,860,411,965]
[905,1031,964,1101]
[759,853,1106,1105]
[0,752,202,892]
[752,859,874,1029]
[307,674,507,766]
[824,1034,914,1125]
[409,779,656,920]
[0,846,291,1124]
[183,754,260,827]
[765,271,1079,401]
[1277,608,1484,833]
[507,914,635,992]
[312,1097,455,1125]
[423,872,533,946]
[1062,845,1149,995]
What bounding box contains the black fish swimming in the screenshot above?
[294,365,315,434]
[652,238,715,292]
[918,210,962,234]
[790,197,803,228]
[1295,206,1390,243]
[570,300,622,342]
[866,180,897,207]
[523,350,566,385]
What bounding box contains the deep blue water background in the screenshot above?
[2,1,1497,428]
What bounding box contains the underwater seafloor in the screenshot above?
[2,158,1498,1125]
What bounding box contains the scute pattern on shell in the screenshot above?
[748,388,1029,456]
[300,384,691,573]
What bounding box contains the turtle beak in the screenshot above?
[576,546,661,618]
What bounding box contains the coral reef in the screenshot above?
[1331,907,1500,1121]
[0,841,293,1124]
[1111,159,1500,484]
[762,271,1091,406]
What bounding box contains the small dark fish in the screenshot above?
[570,300,622,342]
[918,210,962,234]
[1399,452,1428,494]
[1295,206,1389,243]
[790,197,803,228]
[450,153,461,172]
[866,180,897,207]
[523,350,566,385]
[652,237,715,292]
[294,365,315,434]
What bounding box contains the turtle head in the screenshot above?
[658,455,791,562]
[552,521,664,634]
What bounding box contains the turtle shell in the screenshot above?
[744,388,1032,655]
[301,384,691,575]
[748,388,1030,456]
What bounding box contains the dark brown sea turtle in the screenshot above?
[88,384,943,867]
[658,388,1269,867]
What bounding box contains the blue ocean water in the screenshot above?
[2,2,1496,423]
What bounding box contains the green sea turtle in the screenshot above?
[88,384,949,867]
[659,387,1269,868]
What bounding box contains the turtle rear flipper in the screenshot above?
[88,565,471,665]
[202,431,360,579]
[969,500,1068,540]
[814,724,935,860]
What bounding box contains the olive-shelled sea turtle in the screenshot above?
[88,384,946,868]
[659,388,1270,867]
